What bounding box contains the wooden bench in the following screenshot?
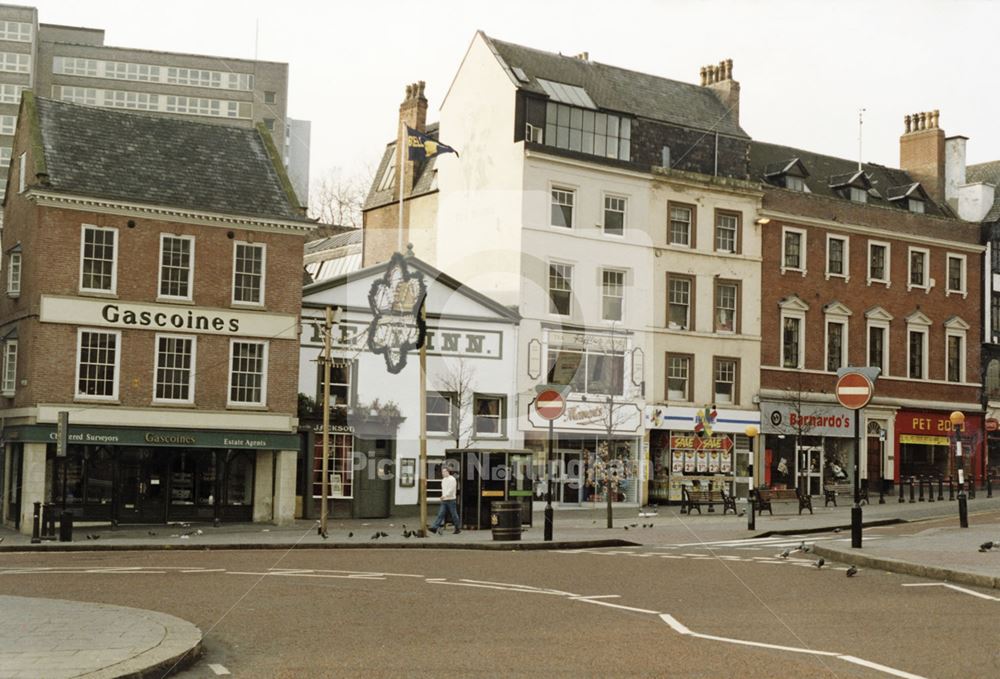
[755,488,812,515]
[682,487,737,515]
[823,483,868,507]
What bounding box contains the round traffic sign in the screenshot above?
[535,389,566,421]
[835,372,873,410]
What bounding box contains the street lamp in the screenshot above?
[745,424,758,531]
[950,410,968,528]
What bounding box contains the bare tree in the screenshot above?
[434,358,478,449]
[309,165,373,227]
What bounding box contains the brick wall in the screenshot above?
[760,187,982,405]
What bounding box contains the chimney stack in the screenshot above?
[700,58,739,126]
[397,80,428,198]
[574,51,589,61]
[899,109,945,203]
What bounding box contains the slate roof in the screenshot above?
[305,228,362,256]
[967,160,1000,222]
[484,33,747,138]
[749,141,950,217]
[364,123,439,211]
[32,96,307,222]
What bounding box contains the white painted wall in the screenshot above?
[436,32,525,305]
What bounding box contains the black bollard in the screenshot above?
[949,476,955,501]
[938,476,944,501]
[30,501,41,544]
[747,490,756,531]
[918,477,925,501]
[707,480,715,513]
[969,475,976,499]
[988,474,993,499]
[59,512,73,542]
[928,477,935,502]
[42,503,57,539]
[899,479,905,503]
[909,477,916,503]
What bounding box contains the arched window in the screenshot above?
[987,360,1000,400]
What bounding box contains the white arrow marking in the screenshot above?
[902,582,1000,601]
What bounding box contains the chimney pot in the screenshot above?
[700,66,707,86]
[904,114,911,134]
[932,109,939,129]
[418,80,426,98]
[725,58,733,80]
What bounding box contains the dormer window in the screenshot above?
[850,187,868,203]
[887,182,930,214]
[764,158,809,192]
[908,198,925,214]
[785,176,805,191]
[829,171,871,203]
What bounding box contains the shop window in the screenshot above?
[313,434,353,499]
[85,448,114,505]
[474,394,505,437]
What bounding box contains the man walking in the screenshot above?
[429,467,461,534]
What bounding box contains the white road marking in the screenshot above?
[569,594,620,600]
[181,569,226,573]
[428,581,574,596]
[837,655,926,679]
[208,663,231,675]
[658,614,927,678]
[575,599,661,615]
[902,583,1000,601]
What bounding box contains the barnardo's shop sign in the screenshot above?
[39,295,298,340]
[4,424,300,450]
[760,400,854,438]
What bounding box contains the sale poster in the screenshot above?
[708,451,720,473]
[696,451,708,473]
[684,451,696,473]
[720,451,732,474]
[672,450,684,473]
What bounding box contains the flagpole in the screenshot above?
[397,121,406,254]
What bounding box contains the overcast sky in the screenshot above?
[29,0,1000,195]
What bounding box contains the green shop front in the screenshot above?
[3,424,300,527]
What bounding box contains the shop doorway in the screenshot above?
[353,440,391,519]
[118,449,168,523]
[556,451,582,504]
[866,424,883,493]
[800,446,823,496]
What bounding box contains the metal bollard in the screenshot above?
[707,480,715,513]
[949,476,955,501]
[938,476,944,501]
[969,476,976,499]
[918,477,925,502]
[928,477,935,502]
[899,479,905,503]
[42,503,57,540]
[988,475,993,499]
[59,512,74,542]
[909,477,916,503]
[30,501,41,544]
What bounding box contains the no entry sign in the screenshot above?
[836,372,874,410]
[535,389,566,421]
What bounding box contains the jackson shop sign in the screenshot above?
[39,295,299,340]
[760,401,855,438]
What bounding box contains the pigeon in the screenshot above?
[403,530,411,538]
[371,533,379,540]
[814,558,825,569]
[846,565,858,577]
[629,523,638,528]
[833,528,842,534]
[196,529,204,536]
[979,541,994,552]
[623,526,629,531]
[797,541,806,551]
[147,531,157,537]
[380,531,389,538]
[347,532,353,538]
[802,545,812,554]
[778,549,790,559]
[180,535,190,540]
[86,533,100,540]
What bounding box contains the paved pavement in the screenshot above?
[0,596,200,679]
[1,494,999,678]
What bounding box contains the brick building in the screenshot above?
[0,94,313,533]
[751,113,984,497]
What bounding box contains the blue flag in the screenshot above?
[406,125,459,161]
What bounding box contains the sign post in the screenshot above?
[835,370,875,549]
[534,388,566,542]
[56,411,68,458]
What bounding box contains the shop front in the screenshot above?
[525,397,644,506]
[895,409,983,484]
[2,424,298,529]
[646,406,760,504]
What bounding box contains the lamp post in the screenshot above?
[745,424,758,531]
[950,410,968,528]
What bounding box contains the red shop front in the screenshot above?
[894,409,983,483]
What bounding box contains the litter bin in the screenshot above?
[59,512,74,542]
[491,501,521,541]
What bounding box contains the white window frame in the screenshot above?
[946,253,967,298]
[601,268,625,322]
[825,234,849,281]
[75,328,121,401]
[785,175,805,191]
[713,356,738,406]
[907,247,930,292]
[781,226,807,275]
[426,392,455,435]
[905,312,931,381]
[231,241,266,306]
[667,203,694,247]
[908,198,925,214]
[849,186,868,203]
[865,307,893,377]
[779,296,809,369]
[0,114,15,135]
[2,339,17,396]
[667,275,692,331]
[550,186,575,229]
[867,240,891,287]
[473,393,506,438]
[944,317,970,384]
[666,354,691,401]
[7,251,20,298]
[548,261,573,317]
[602,193,627,237]
[79,225,119,295]
[824,319,847,373]
[227,339,268,407]
[157,234,195,301]
[152,333,196,404]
